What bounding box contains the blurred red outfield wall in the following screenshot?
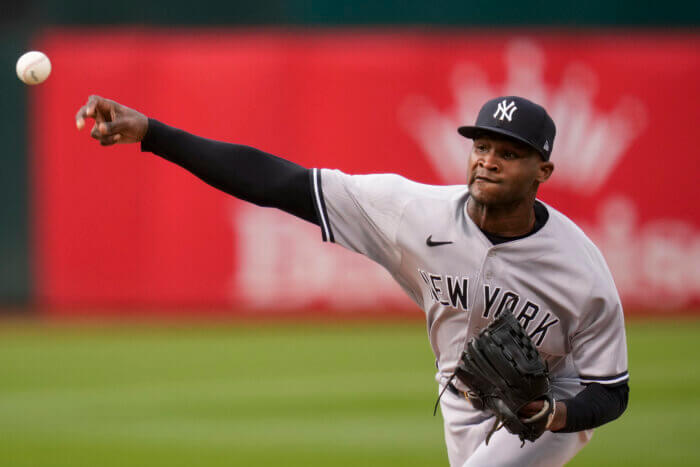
[32,30,700,315]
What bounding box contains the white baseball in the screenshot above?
[16,51,52,85]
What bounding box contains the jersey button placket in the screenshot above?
[484,250,496,281]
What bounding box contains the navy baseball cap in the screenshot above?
[458,96,556,160]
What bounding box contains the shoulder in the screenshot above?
[319,168,465,204]
[542,202,606,268]
[315,169,466,254]
[541,201,619,299]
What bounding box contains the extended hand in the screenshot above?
[75,95,149,146]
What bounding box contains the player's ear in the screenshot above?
[536,161,554,183]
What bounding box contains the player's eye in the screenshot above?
[503,151,519,160]
[476,144,488,153]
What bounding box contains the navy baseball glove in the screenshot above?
[455,311,554,446]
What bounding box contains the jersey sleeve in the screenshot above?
[311,168,413,271]
[570,265,629,386]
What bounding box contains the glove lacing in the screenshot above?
[433,372,457,416]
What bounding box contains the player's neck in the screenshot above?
[466,196,536,237]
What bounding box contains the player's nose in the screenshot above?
[476,150,499,170]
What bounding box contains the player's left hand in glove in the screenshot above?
[455,311,555,446]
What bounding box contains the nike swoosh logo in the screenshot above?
[426,235,453,247]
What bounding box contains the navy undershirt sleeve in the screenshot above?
[557,382,629,432]
[140,119,319,225]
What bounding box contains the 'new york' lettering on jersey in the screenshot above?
[311,168,629,400]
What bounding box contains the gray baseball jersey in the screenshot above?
[311,168,629,399]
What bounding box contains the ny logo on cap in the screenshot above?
[493,100,518,122]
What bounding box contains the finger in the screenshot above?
[85,95,112,124]
[95,98,117,122]
[98,120,125,137]
[75,104,89,130]
[99,134,121,146]
[85,95,102,118]
[90,122,99,139]
[90,122,110,141]
[76,95,105,130]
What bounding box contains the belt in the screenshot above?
[447,383,485,411]
[434,381,475,415]
[447,382,470,401]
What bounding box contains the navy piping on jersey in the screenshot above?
[579,370,629,386]
[312,168,334,243]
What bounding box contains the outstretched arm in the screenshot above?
[75,95,318,224]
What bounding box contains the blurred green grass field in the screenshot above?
[0,317,698,466]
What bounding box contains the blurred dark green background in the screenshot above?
[4,0,700,25]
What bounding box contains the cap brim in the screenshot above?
[458,125,542,156]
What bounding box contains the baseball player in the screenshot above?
[76,94,629,466]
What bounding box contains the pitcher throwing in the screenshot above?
[76,94,629,466]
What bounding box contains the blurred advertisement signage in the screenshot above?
[33,32,700,313]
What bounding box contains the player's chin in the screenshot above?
[468,182,505,205]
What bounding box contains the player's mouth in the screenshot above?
[473,175,499,184]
